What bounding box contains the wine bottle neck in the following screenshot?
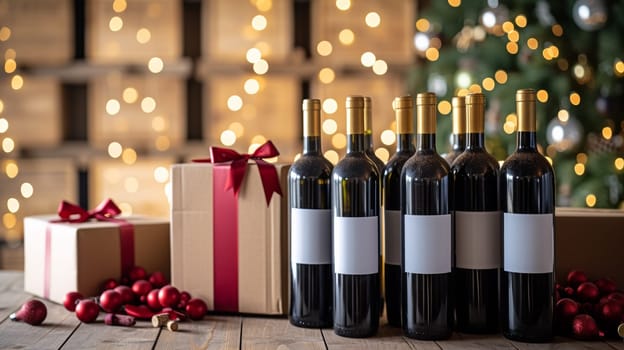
[347,133,367,153]
[396,133,415,152]
[451,133,466,152]
[416,133,437,151]
[303,136,322,155]
[466,132,485,149]
[516,131,538,150]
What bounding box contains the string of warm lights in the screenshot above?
[0,22,37,241]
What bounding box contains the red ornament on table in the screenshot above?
[599,300,623,323]
[10,299,47,325]
[75,299,99,323]
[577,282,600,302]
[158,285,181,308]
[114,285,134,305]
[99,290,123,313]
[131,279,153,298]
[556,298,580,320]
[147,289,162,311]
[148,271,168,288]
[63,291,84,312]
[128,266,148,282]
[572,314,601,340]
[595,278,617,295]
[568,270,589,288]
[185,298,208,320]
[178,291,192,309]
[101,278,118,291]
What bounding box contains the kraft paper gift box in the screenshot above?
[555,207,624,287]
[171,143,289,315]
[24,200,170,304]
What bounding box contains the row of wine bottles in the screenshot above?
[288,90,555,342]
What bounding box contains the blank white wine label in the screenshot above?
[384,210,401,265]
[404,214,452,274]
[333,216,378,275]
[503,213,554,274]
[455,211,501,269]
[291,208,332,265]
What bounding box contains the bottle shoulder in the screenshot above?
[402,151,450,179]
[500,150,554,177]
[383,151,413,176]
[333,153,379,180]
[289,154,333,179]
[451,149,500,177]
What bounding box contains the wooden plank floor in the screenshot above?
[0,271,622,350]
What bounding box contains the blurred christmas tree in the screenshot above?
[408,0,624,208]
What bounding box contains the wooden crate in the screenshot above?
[0,0,73,65]
[311,0,415,65]
[0,76,62,148]
[86,0,182,63]
[0,158,77,242]
[202,0,293,63]
[89,157,174,218]
[205,74,300,160]
[88,75,185,148]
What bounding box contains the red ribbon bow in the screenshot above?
[57,198,122,223]
[194,140,282,205]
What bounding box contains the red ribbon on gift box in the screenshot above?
[193,141,283,312]
[43,199,135,298]
[193,140,282,205]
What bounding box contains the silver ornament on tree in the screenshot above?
[547,110,583,152]
[573,0,608,31]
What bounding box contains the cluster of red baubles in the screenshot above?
[555,270,624,340]
[63,266,208,324]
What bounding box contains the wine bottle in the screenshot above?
[332,96,380,338]
[383,96,415,327]
[442,96,466,165]
[363,96,385,317]
[289,99,334,328]
[401,92,453,340]
[450,93,500,333]
[500,89,555,343]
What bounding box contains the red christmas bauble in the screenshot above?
[101,278,118,291]
[599,300,623,323]
[185,298,208,320]
[131,279,153,298]
[563,286,576,298]
[147,289,162,311]
[177,291,192,309]
[567,270,588,288]
[158,285,181,308]
[63,291,84,312]
[577,282,600,302]
[608,291,624,305]
[114,285,134,305]
[594,278,617,296]
[11,299,47,325]
[99,290,123,313]
[556,298,580,320]
[572,314,600,340]
[128,266,148,282]
[75,299,99,323]
[148,271,168,288]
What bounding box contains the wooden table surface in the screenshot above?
[0,271,623,350]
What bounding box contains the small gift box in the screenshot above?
[171,141,289,315]
[24,199,170,304]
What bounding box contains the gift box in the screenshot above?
[24,200,170,304]
[555,207,624,287]
[171,142,289,315]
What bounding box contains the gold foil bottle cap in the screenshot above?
[394,96,414,135]
[346,95,365,108]
[302,98,321,111]
[452,96,466,134]
[516,88,536,102]
[416,92,437,134]
[346,96,365,134]
[465,93,485,134]
[516,89,536,132]
[302,98,321,137]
